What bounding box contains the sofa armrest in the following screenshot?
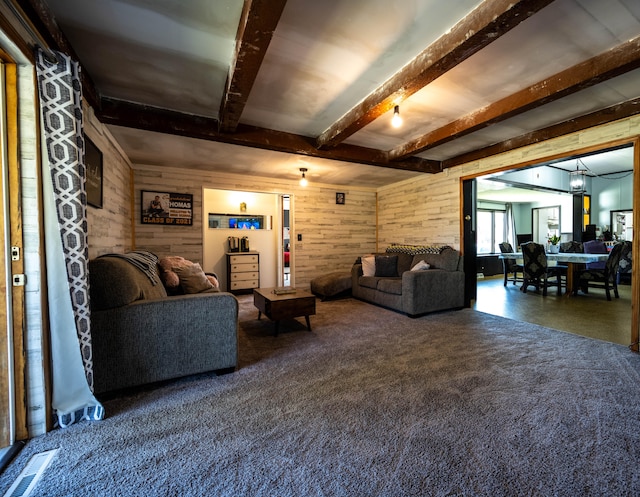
[91,292,239,394]
[402,269,465,316]
[352,263,363,277]
[352,263,363,280]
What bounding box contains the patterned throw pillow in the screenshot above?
[386,244,450,255]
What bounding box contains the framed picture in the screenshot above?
[336,192,345,205]
[85,137,103,208]
[141,191,193,226]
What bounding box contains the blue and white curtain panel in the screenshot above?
[35,49,104,427]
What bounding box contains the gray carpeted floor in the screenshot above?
[2,295,640,496]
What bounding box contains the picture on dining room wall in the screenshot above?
[85,137,103,208]
[141,191,193,225]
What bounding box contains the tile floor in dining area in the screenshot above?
[473,275,633,347]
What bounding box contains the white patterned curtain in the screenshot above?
[35,49,104,427]
[505,203,517,249]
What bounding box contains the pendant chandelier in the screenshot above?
[569,162,586,193]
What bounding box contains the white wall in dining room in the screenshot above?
[592,174,634,229]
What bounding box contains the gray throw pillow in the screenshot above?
[375,255,398,277]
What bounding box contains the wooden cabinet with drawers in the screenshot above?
[226,252,260,293]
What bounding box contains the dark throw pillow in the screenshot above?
[375,255,398,277]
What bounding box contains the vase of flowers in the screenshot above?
[548,234,561,253]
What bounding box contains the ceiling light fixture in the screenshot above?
[391,105,403,128]
[299,167,308,187]
[569,161,586,193]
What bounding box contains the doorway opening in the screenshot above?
[282,195,290,286]
[532,205,560,245]
[463,142,636,346]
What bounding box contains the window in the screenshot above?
[477,209,506,254]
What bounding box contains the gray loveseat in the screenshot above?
[89,253,239,395]
[351,246,465,317]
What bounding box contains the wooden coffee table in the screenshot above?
[253,287,316,336]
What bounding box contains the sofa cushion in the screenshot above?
[375,255,398,277]
[89,257,167,311]
[362,255,376,276]
[358,276,379,290]
[386,245,449,273]
[394,252,414,274]
[411,248,460,272]
[173,263,216,294]
[377,277,402,295]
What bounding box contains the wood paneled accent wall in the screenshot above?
[133,165,377,288]
[84,106,134,259]
[377,171,461,249]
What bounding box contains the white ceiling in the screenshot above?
[32,0,640,188]
[477,146,634,203]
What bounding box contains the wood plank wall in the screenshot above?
[133,166,377,288]
[377,170,461,249]
[84,105,134,259]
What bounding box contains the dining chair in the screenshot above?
[559,241,583,253]
[520,242,563,296]
[499,242,523,287]
[577,241,631,300]
[558,240,583,287]
[583,239,608,270]
[617,243,632,285]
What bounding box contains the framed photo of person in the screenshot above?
[141,190,193,226]
[85,137,103,208]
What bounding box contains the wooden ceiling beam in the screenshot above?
[218,0,287,133]
[391,36,640,160]
[441,97,640,169]
[315,0,555,149]
[98,98,441,173]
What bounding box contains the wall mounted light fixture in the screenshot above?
[299,168,308,187]
[391,105,403,128]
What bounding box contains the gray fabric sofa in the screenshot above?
[89,254,239,395]
[351,246,465,317]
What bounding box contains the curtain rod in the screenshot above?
[4,0,59,63]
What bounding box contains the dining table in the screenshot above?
[499,252,610,296]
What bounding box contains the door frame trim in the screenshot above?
[4,61,27,440]
[459,137,640,350]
